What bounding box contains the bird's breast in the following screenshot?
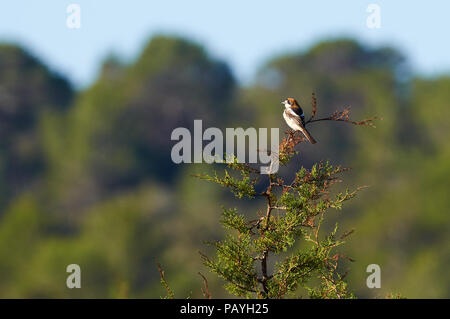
[283,110,302,131]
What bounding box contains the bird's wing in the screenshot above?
[284,110,317,144]
[290,105,304,118]
[289,105,305,126]
[284,109,304,127]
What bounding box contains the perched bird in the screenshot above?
[282,98,317,144]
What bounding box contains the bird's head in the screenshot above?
[281,97,298,108]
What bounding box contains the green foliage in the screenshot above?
[196,158,257,199]
[202,233,258,297]
[198,133,363,298]
[221,208,250,235]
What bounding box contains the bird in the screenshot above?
[282,97,317,144]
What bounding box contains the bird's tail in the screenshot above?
[299,127,317,144]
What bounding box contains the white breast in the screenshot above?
[283,110,302,131]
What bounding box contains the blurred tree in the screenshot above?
[342,76,450,298]
[0,184,171,298]
[0,45,73,209]
[44,36,236,213]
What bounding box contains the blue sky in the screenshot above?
[0,1,448,88]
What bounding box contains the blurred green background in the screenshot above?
[0,35,449,298]
[1,0,450,298]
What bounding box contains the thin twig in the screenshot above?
[198,272,212,299]
[157,263,174,298]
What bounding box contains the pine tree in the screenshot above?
[195,94,377,299]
